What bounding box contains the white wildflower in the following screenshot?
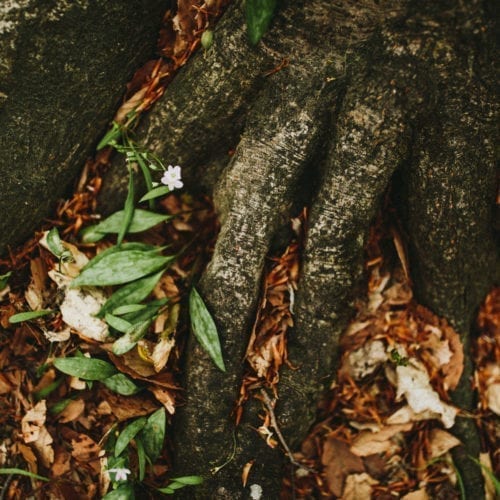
[161,165,183,191]
[108,467,131,481]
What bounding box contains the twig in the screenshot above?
[259,389,316,474]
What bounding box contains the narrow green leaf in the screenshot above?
[132,144,154,209]
[50,398,72,414]
[9,310,53,324]
[121,298,168,324]
[71,250,174,288]
[112,320,153,356]
[34,378,63,400]
[80,225,106,243]
[97,121,122,150]
[0,468,49,482]
[156,486,175,494]
[139,186,170,203]
[103,373,142,396]
[170,476,204,486]
[139,408,166,463]
[136,437,146,482]
[46,227,65,258]
[82,242,158,267]
[245,0,277,45]
[189,288,226,372]
[54,357,117,380]
[0,271,12,290]
[115,417,147,457]
[82,210,172,242]
[112,304,147,315]
[117,168,135,246]
[105,314,133,334]
[97,270,164,318]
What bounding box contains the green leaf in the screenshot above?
[117,168,136,245]
[136,437,146,482]
[0,468,49,482]
[97,270,165,318]
[97,121,122,150]
[82,210,172,243]
[115,417,147,457]
[139,186,170,203]
[102,485,135,500]
[105,314,133,334]
[50,398,72,414]
[121,298,168,324]
[132,143,154,209]
[34,378,63,400]
[245,0,277,45]
[46,227,66,258]
[54,357,117,380]
[189,287,226,372]
[9,310,53,324]
[112,304,148,315]
[139,408,166,463]
[71,250,174,288]
[0,271,12,290]
[170,476,204,486]
[156,486,175,494]
[103,373,142,396]
[112,320,153,356]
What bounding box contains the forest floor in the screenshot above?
[0,1,498,499]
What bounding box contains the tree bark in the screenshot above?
[96,1,499,498]
[0,0,167,256]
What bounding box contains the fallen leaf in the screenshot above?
[43,327,71,342]
[345,340,387,379]
[401,489,429,500]
[350,423,413,457]
[426,428,461,459]
[485,382,500,415]
[150,336,176,372]
[322,437,364,497]
[342,472,378,500]
[395,363,458,428]
[149,385,176,414]
[49,270,109,342]
[58,398,85,423]
[52,447,72,477]
[32,426,54,468]
[22,400,47,443]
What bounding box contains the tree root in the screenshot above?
[99,0,498,497]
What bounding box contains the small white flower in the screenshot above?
[160,165,183,191]
[108,467,131,481]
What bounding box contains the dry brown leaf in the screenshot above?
[21,400,47,443]
[350,423,413,457]
[0,373,13,394]
[71,433,101,474]
[16,442,38,473]
[52,447,72,477]
[426,428,461,459]
[32,425,54,468]
[402,489,429,500]
[342,472,378,500]
[25,257,47,311]
[150,386,176,414]
[242,460,254,487]
[322,437,365,497]
[58,398,85,423]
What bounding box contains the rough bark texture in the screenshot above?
[98,0,498,497]
[0,0,167,256]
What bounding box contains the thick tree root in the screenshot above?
[99,0,498,497]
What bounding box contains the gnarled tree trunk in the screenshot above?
[99,0,498,498]
[0,0,167,255]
